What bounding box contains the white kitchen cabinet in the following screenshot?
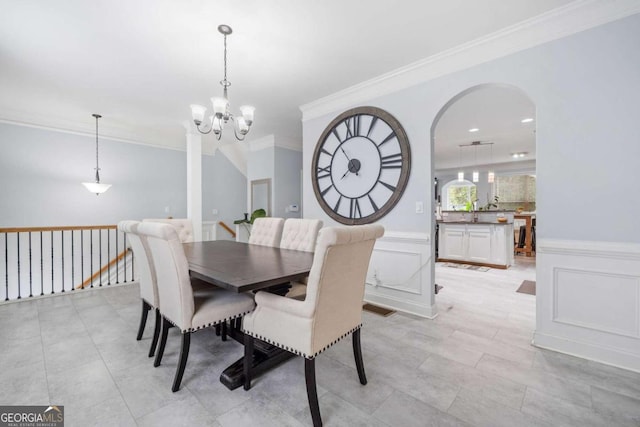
[467,228,491,263]
[438,222,514,268]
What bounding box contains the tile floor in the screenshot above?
[1,257,640,426]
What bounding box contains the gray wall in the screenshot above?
[0,122,187,226]
[202,150,247,228]
[303,14,640,243]
[274,147,302,219]
[247,146,275,215]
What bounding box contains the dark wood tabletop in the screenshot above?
[183,240,314,293]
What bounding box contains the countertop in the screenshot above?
[437,220,513,225]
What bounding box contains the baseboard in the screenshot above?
[533,330,640,374]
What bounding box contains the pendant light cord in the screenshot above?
[93,114,101,183]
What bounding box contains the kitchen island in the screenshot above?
[437,211,515,269]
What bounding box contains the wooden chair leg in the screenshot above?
[148,308,161,357]
[172,332,191,392]
[305,358,322,427]
[243,334,254,390]
[136,300,151,340]
[215,324,221,336]
[154,317,171,367]
[221,321,228,341]
[352,329,367,385]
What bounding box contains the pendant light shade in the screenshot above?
[82,114,111,195]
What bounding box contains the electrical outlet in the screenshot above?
[212,209,218,215]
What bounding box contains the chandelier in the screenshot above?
[190,25,255,141]
[82,114,111,195]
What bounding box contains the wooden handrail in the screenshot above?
[218,221,237,238]
[0,225,117,233]
[78,248,130,289]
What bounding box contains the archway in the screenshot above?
[430,83,537,319]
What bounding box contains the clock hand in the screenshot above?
[340,148,359,176]
[340,169,351,180]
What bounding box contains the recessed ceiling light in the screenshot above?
[521,118,534,123]
[468,128,479,133]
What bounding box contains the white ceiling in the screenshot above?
[0,0,573,150]
[434,85,536,170]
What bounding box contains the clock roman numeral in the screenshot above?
[320,147,332,156]
[345,116,360,139]
[334,196,342,212]
[368,194,379,212]
[378,131,396,147]
[379,181,396,192]
[331,128,343,143]
[321,184,334,196]
[350,198,362,219]
[316,165,331,179]
[381,153,403,169]
[366,116,378,137]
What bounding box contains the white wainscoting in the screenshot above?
[365,231,436,319]
[535,238,640,373]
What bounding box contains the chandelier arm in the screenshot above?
[195,122,214,135]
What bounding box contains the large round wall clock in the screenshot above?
[311,106,411,225]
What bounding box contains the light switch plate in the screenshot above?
[416,201,424,214]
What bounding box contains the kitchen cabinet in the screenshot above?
[438,222,514,268]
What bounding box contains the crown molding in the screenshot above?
[300,0,640,121]
[248,134,276,152]
[274,136,303,152]
[0,111,185,152]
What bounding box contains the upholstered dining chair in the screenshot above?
[279,218,323,299]
[142,218,194,243]
[137,221,256,392]
[242,224,384,427]
[118,220,161,358]
[248,217,285,247]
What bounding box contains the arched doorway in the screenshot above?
[430,83,537,321]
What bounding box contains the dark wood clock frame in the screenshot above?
[311,106,411,225]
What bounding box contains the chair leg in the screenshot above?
[148,308,161,358]
[172,332,191,392]
[352,329,367,385]
[136,300,151,340]
[243,334,254,390]
[221,322,227,341]
[215,324,221,336]
[305,358,322,427]
[154,317,171,367]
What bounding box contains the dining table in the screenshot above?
[182,240,314,390]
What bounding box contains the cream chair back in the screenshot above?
[142,218,194,243]
[279,219,323,252]
[137,222,195,331]
[248,217,285,247]
[304,224,383,354]
[243,224,384,358]
[118,220,158,307]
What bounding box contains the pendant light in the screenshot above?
[82,114,111,195]
[457,146,464,181]
[487,144,495,183]
[472,144,479,183]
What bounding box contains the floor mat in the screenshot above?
[363,303,396,317]
[516,280,536,295]
[443,262,490,272]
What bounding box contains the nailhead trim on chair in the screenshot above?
[242,324,362,359]
[163,309,254,334]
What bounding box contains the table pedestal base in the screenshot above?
[220,328,295,390]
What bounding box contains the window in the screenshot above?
[442,180,477,210]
